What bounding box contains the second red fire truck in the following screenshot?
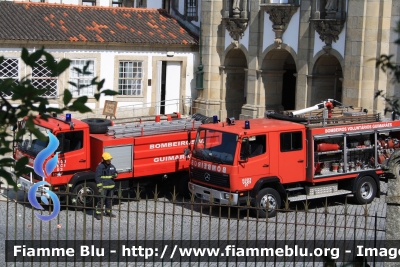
[187,100,400,217]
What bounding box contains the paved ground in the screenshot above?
[0,181,387,267]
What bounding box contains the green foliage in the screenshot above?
[0,47,117,190]
[376,21,400,84]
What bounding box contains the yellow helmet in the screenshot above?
[102,152,113,161]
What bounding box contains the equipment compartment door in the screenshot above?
[104,145,133,173]
[278,130,306,183]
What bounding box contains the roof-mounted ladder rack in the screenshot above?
[306,114,381,127]
[107,118,202,138]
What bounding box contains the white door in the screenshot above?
[164,61,181,114]
[156,61,162,114]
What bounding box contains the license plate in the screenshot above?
[18,178,32,191]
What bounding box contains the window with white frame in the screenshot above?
[69,59,95,97]
[0,58,18,98]
[118,61,143,96]
[112,0,122,7]
[82,0,96,6]
[32,59,58,98]
[112,0,146,8]
[186,0,198,20]
[136,0,146,7]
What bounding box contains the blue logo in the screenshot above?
[28,130,61,221]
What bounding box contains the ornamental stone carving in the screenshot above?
[223,0,249,42]
[223,18,248,41]
[260,2,300,49]
[312,20,344,54]
[311,0,346,54]
[325,0,338,11]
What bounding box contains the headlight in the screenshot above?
[224,193,234,201]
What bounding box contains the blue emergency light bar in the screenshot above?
[65,113,72,122]
[213,115,218,124]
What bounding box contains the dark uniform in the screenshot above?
[95,159,117,219]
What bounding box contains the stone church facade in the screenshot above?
[193,0,400,120]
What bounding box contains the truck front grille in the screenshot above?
[191,168,230,188]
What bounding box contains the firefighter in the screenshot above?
[94,152,118,220]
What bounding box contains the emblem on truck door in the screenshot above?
[204,173,211,181]
[242,178,251,187]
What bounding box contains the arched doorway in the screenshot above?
[261,50,297,111]
[311,55,342,104]
[223,48,247,118]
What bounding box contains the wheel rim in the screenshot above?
[260,194,277,211]
[77,186,94,206]
[359,181,373,200]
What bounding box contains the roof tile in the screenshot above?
[168,32,177,39]
[0,2,198,45]
[95,34,104,42]
[79,34,87,41]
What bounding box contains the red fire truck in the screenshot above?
[12,113,202,207]
[187,100,400,217]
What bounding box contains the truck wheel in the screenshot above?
[254,188,281,218]
[81,118,112,134]
[354,176,376,204]
[72,182,98,208]
[385,149,400,179]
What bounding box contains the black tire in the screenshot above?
[71,182,98,209]
[81,118,112,134]
[253,188,281,218]
[353,176,377,204]
[191,113,212,124]
[267,113,307,123]
[385,150,400,179]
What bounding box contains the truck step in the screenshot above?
[287,190,352,202]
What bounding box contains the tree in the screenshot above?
[0,47,117,190]
[375,21,400,115]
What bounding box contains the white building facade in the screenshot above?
[0,1,199,118]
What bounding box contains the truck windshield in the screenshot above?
[193,129,237,165]
[17,125,51,157]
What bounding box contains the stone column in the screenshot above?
[295,0,313,110]
[342,0,390,114]
[194,0,224,116]
[239,0,262,119]
[219,66,228,119]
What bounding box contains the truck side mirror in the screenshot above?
[239,138,250,162]
[183,148,191,157]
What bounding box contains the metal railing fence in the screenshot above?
[0,182,386,267]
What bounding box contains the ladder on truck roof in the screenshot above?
[305,114,381,127]
[107,118,202,138]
